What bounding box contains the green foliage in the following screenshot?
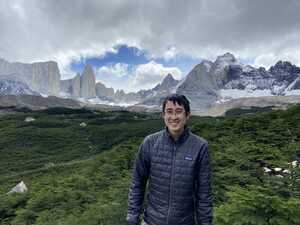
[0,194,28,222]
[225,106,274,116]
[215,185,300,225]
[0,105,300,224]
[0,110,162,177]
[38,107,93,115]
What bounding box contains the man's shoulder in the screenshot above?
[189,131,208,146]
[143,130,165,144]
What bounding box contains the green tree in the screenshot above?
[215,185,300,225]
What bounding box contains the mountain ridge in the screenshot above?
[1,53,300,112]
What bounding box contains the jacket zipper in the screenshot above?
[167,144,176,225]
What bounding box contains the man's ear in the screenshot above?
[186,112,191,119]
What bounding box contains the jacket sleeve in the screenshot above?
[127,138,151,225]
[196,142,213,225]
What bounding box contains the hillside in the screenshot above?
[0,105,300,225]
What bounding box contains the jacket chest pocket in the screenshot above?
[173,153,197,184]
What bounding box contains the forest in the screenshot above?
[0,104,299,225]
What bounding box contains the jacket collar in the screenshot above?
[164,125,190,145]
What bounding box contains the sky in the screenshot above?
[1,0,300,92]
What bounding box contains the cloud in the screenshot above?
[133,61,182,90]
[95,63,131,91]
[94,61,182,92]
[1,0,300,70]
[253,49,300,69]
[97,63,129,78]
[163,46,178,61]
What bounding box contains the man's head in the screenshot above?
[162,94,191,139]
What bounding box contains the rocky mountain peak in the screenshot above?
[95,81,114,100]
[268,60,300,85]
[0,74,40,96]
[163,73,175,82]
[80,64,96,98]
[201,60,213,70]
[0,59,61,95]
[82,64,94,75]
[269,61,300,75]
[151,73,179,95]
[215,52,236,64]
[115,89,125,95]
[160,73,178,88]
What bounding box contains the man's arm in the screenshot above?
[196,142,213,225]
[127,138,150,225]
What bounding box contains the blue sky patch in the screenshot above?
[69,44,200,77]
[67,44,202,92]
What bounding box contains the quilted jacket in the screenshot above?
[127,127,213,225]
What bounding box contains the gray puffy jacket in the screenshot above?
[127,127,213,225]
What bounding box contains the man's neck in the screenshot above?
[170,128,184,141]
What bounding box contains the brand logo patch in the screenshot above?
[184,155,193,161]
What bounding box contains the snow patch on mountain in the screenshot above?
[77,97,138,107]
[285,90,300,96]
[218,88,273,102]
[0,75,40,96]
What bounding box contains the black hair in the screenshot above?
[162,94,190,114]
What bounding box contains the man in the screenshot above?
[127,94,213,225]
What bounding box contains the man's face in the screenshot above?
[162,100,190,138]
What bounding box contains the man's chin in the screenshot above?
[169,127,182,134]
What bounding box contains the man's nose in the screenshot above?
[170,113,178,119]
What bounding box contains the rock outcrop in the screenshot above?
[72,73,81,97]
[173,53,300,111]
[7,181,28,194]
[0,74,40,96]
[153,73,179,93]
[60,73,81,98]
[32,61,60,95]
[95,81,114,100]
[1,54,300,112]
[176,60,218,110]
[0,58,60,95]
[138,73,179,106]
[80,65,96,98]
[61,67,96,99]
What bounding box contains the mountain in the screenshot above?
[194,95,300,116]
[0,74,40,96]
[61,66,97,99]
[153,73,179,93]
[176,60,218,110]
[171,53,300,111]
[110,73,179,105]
[219,60,300,95]
[1,54,300,112]
[0,58,60,95]
[80,65,96,98]
[60,73,81,98]
[137,73,179,106]
[95,82,115,101]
